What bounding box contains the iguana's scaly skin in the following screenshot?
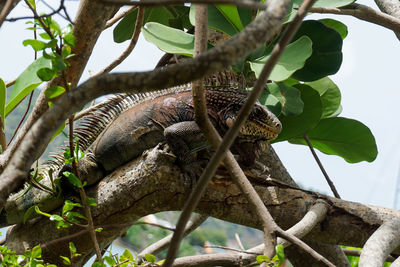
[0,85,281,226]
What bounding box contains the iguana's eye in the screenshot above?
[226,117,235,127]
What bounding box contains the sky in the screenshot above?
[0,0,399,210]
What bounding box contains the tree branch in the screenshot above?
[105,5,137,29]
[309,3,400,35]
[359,219,400,266]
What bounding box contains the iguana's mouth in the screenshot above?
[240,120,282,141]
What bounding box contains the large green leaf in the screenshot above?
[305,77,341,118]
[189,5,238,36]
[113,7,176,43]
[268,82,303,116]
[215,5,243,32]
[292,20,343,81]
[289,117,378,163]
[258,90,282,116]
[250,36,312,81]
[292,0,355,8]
[142,22,196,56]
[273,84,322,142]
[6,57,51,116]
[319,18,348,39]
[0,78,5,128]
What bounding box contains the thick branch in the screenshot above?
[359,219,400,266]
[5,146,400,265]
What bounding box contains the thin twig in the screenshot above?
[162,5,209,267]
[308,3,400,35]
[105,5,137,29]
[303,134,341,199]
[102,0,267,10]
[6,0,66,23]
[94,7,145,77]
[5,78,16,88]
[204,245,259,255]
[0,118,6,152]
[235,233,245,250]
[8,92,34,146]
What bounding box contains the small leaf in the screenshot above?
[95,227,103,233]
[268,82,304,116]
[31,245,42,259]
[34,205,52,218]
[121,249,133,261]
[60,256,71,265]
[52,53,67,71]
[145,253,156,263]
[69,242,77,254]
[50,122,65,142]
[256,255,270,264]
[44,85,65,99]
[39,32,51,40]
[91,262,106,267]
[250,36,312,81]
[23,39,47,51]
[63,171,82,188]
[63,33,75,47]
[62,200,82,215]
[37,67,56,81]
[49,214,64,221]
[6,57,51,117]
[275,244,285,264]
[289,117,378,163]
[86,197,97,206]
[104,256,117,266]
[23,205,37,223]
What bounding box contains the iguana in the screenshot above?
[0,84,281,226]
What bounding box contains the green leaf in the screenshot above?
[121,249,134,261]
[34,205,52,218]
[31,245,42,259]
[256,255,270,264]
[142,22,195,56]
[6,57,51,116]
[0,78,6,128]
[63,171,82,188]
[63,33,75,47]
[305,77,341,118]
[37,67,56,81]
[145,253,156,263]
[23,205,38,223]
[268,82,304,116]
[39,32,51,40]
[104,256,117,266]
[60,256,71,265]
[319,18,348,39]
[95,227,103,232]
[86,197,97,206]
[44,85,65,99]
[292,20,343,81]
[275,244,285,264]
[289,117,378,163]
[250,36,312,81]
[189,5,237,36]
[50,121,65,142]
[91,262,106,267]
[52,53,67,71]
[69,242,77,254]
[215,5,243,32]
[114,7,175,43]
[22,39,47,51]
[273,84,322,142]
[49,214,64,221]
[293,0,355,8]
[62,200,82,215]
[258,90,282,116]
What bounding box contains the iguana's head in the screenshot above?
[206,87,282,143]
